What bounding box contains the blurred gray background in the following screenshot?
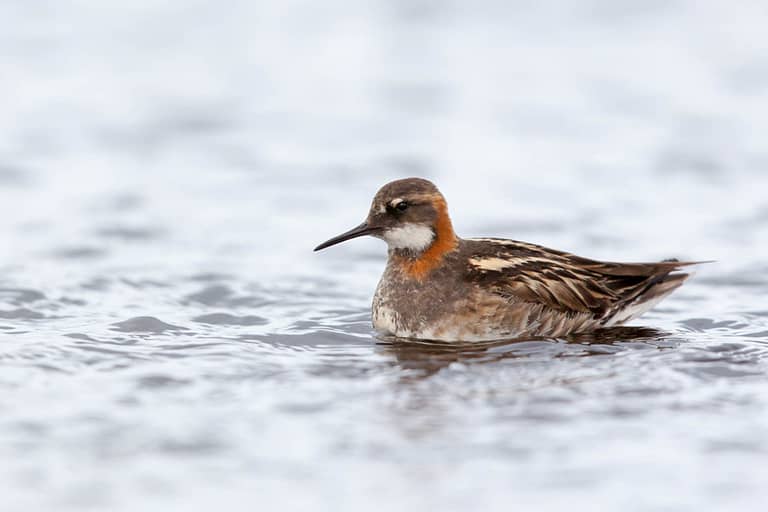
[1,1,767,511]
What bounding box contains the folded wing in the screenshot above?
[465,238,697,321]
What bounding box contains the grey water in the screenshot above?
[2,1,768,510]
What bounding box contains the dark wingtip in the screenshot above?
[658,258,715,267]
[673,260,716,266]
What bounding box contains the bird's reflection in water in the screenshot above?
[377,326,674,379]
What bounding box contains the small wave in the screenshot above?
[110,316,188,334]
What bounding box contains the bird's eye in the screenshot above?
[395,201,409,212]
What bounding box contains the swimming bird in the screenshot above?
[314,177,699,342]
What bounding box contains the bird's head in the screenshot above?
[314,177,457,258]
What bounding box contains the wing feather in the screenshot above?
[465,239,695,318]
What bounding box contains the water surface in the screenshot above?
[2,1,768,510]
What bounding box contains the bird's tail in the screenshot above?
[605,271,691,326]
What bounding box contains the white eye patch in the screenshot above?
[382,224,434,251]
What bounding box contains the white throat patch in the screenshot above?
[382,224,435,251]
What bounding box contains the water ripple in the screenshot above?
[110,317,188,334]
[192,313,267,326]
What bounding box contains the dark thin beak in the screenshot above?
[314,222,377,251]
